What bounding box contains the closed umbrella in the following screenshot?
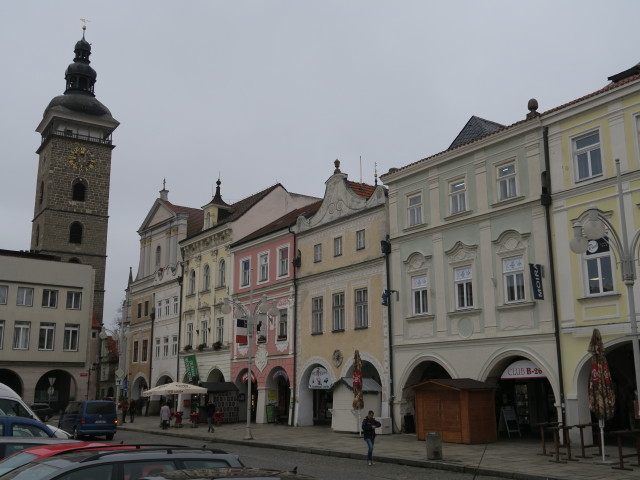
[142,382,207,396]
[352,350,364,435]
[587,329,615,462]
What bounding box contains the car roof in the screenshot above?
[140,467,316,479]
[0,438,73,445]
[18,442,111,457]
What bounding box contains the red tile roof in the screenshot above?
[347,181,378,199]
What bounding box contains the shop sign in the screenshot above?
[184,354,199,382]
[501,359,546,379]
[529,263,544,300]
[309,366,332,389]
[242,371,256,383]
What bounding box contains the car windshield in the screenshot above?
[0,400,32,418]
[85,403,114,415]
[2,462,59,480]
[0,452,38,475]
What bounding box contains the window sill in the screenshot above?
[403,222,426,233]
[496,301,535,311]
[199,288,211,294]
[185,293,195,298]
[577,293,621,303]
[215,284,226,290]
[406,313,434,322]
[276,336,288,341]
[332,329,345,333]
[448,308,481,317]
[444,209,474,221]
[311,331,323,336]
[354,325,368,330]
[490,195,525,208]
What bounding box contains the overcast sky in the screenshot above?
[1,1,639,328]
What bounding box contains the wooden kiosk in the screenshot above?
[409,378,497,444]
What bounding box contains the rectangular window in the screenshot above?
[355,288,368,328]
[412,275,428,315]
[0,285,7,305]
[63,324,79,351]
[173,297,179,315]
[42,290,58,308]
[156,301,162,319]
[454,266,473,309]
[0,320,4,349]
[186,323,194,346]
[241,259,251,287]
[259,253,269,282]
[142,339,148,362]
[408,193,423,227]
[503,257,525,303]
[133,340,139,362]
[277,309,288,339]
[172,335,178,356]
[155,337,161,358]
[38,322,55,350]
[356,230,366,250]
[334,237,343,257]
[216,317,224,343]
[449,179,466,215]
[332,292,345,331]
[586,238,614,295]
[164,299,170,316]
[278,246,289,277]
[497,163,517,200]
[137,303,142,318]
[144,301,149,317]
[574,132,602,181]
[163,336,169,357]
[13,321,30,349]
[201,320,208,345]
[66,291,82,310]
[17,287,34,307]
[312,297,323,334]
[313,244,322,263]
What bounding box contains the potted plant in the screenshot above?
[184,344,192,352]
[197,343,207,351]
[213,341,222,351]
[257,335,267,343]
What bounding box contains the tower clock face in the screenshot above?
[67,145,96,172]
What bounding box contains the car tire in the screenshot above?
[106,433,114,441]
[72,427,80,440]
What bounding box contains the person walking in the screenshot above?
[362,410,381,466]
[120,397,129,424]
[160,402,171,430]
[129,398,136,423]
[205,400,216,433]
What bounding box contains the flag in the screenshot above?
[236,318,248,344]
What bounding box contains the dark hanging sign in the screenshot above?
[529,263,544,300]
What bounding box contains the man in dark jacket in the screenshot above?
[362,410,382,466]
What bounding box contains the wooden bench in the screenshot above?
[611,429,640,471]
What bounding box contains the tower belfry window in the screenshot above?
[69,222,83,244]
[72,180,86,201]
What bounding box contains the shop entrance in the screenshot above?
[312,388,333,425]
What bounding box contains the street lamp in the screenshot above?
[569,158,640,416]
[86,363,98,400]
[221,292,279,440]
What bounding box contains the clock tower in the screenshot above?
[31,27,119,326]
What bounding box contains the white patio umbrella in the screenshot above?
[142,382,207,397]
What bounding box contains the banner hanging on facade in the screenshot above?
[236,318,248,344]
[184,354,199,382]
[529,263,544,300]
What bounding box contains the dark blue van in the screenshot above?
[58,400,117,440]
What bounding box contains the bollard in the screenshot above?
[426,431,443,460]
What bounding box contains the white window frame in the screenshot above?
[218,260,226,287]
[259,253,269,283]
[503,256,526,303]
[132,340,139,362]
[449,179,467,215]
[312,297,323,333]
[155,337,161,358]
[66,291,82,310]
[0,320,4,349]
[156,301,162,319]
[141,339,148,362]
[241,259,251,287]
[497,163,517,201]
[201,319,208,345]
[173,297,179,315]
[278,246,289,277]
[13,321,30,349]
[277,309,287,339]
[574,131,603,181]
[189,270,196,294]
[203,264,210,291]
[355,288,368,328]
[172,335,178,356]
[454,266,474,310]
[412,274,428,315]
[42,289,58,308]
[334,237,343,257]
[163,336,169,357]
[407,193,423,227]
[356,230,365,250]
[585,238,614,296]
[63,324,79,351]
[17,287,34,307]
[38,322,55,350]
[313,244,322,263]
[164,299,170,317]
[0,285,7,305]
[155,246,161,270]
[216,317,224,343]
[332,292,345,331]
[186,323,194,346]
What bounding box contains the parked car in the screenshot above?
[58,400,118,440]
[29,404,56,422]
[0,416,55,438]
[0,441,106,476]
[0,438,80,460]
[1,446,243,480]
[0,383,69,439]
[140,467,316,479]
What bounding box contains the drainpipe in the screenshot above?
[381,235,396,432]
[541,126,567,427]
[289,225,299,426]
[176,267,184,383]
[144,301,156,417]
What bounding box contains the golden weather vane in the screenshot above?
[80,18,91,31]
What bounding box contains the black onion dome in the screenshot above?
[44,94,114,120]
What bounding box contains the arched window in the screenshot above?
[218,260,226,287]
[39,181,44,205]
[206,212,211,229]
[72,180,87,201]
[203,264,210,291]
[189,270,196,295]
[69,222,83,244]
[155,246,162,270]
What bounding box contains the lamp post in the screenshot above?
[570,158,640,416]
[85,363,97,400]
[221,291,279,440]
